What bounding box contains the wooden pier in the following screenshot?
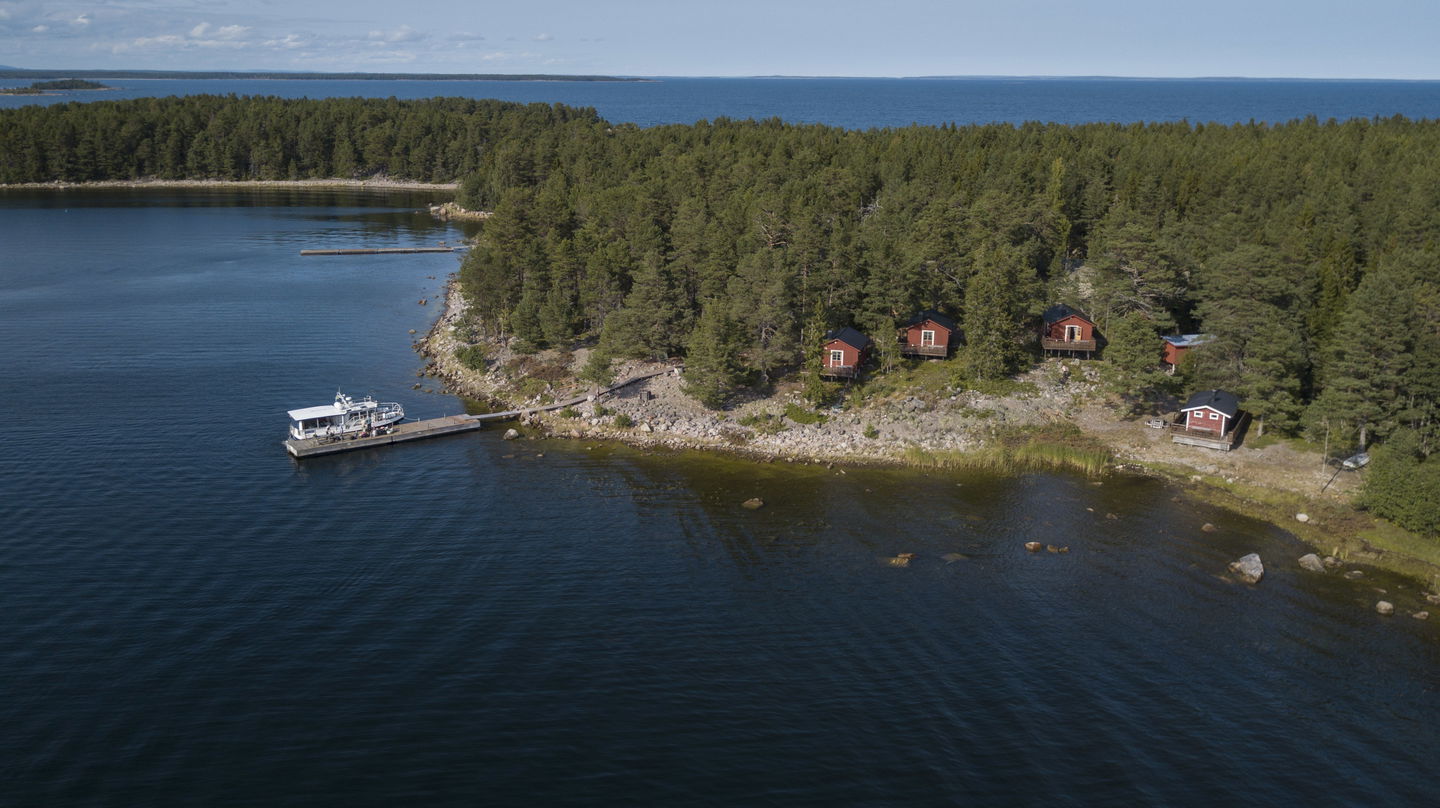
[283,367,676,459]
[299,247,467,256]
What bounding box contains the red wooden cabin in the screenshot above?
[1041,304,1099,357]
[1160,334,1213,373]
[1171,389,1245,451]
[900,310,957,358]
[821,327,872,379]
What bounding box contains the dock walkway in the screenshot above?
[300,247,466,256]
[284,367,676,458]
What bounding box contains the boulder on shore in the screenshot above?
[502,428,520,440]
[1229,553,1265,584]
[1298,554,1326,573]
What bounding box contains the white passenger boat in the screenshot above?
[287,391,405,440]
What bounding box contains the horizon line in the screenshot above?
[3,67,1439,83]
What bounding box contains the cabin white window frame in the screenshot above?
[1065,324,1083,341]
[920,329,936,347]
[829,349,846,367]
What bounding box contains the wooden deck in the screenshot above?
[820,365,858,379]
[283,367,676,459]
[1041,338,1098,352]
[900,344,947,358]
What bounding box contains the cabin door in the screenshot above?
[921,329,936,347]
[1065,325,1082,342]
[829,350,845,367]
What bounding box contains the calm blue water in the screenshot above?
[4,76,1440,128]
[2,189,1438,805]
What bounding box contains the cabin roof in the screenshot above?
[1181,389,1239,418]
[1043,303,1093,325]
[288,404,345,421]
[1162,333,1214,348]
[824,326,872,351]
[905,309,957,331]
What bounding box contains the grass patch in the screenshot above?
[863,423,879,439]
[783,402,828,425]
[558,406,580,419]
[738,411,787,435]
[898,424,1111,477]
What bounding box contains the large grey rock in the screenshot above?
[502,428,520,440]
[1229,553,1265,584]
[1298,554,1326,573]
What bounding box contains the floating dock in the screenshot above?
[284,415,483,458]
[300,247,467,256]
[283,367,676,459]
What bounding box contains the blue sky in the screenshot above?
[2,0,1438,78]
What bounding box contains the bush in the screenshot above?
[783,402,828,425]
[863,424,880,439]
[1360,434,1440,535]
[614,413,635,428]
[738,411,786,435]
[453,344,489,371]
[558,406,580,419]
[594,404,612,417]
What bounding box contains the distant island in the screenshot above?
[0,69,642,82]
[0,78,110,95]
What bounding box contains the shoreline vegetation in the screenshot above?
[419,277,1440,589]
[0,178,459,191]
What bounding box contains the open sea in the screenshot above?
[4,76,1440,128]
[2,81,1440,806]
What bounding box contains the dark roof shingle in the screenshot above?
[1181,389,1239,417]
[823,326,872,351]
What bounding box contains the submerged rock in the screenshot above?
[1412,611,1430,620]
[1375,601,1394,616]
[1024,541,1043,553]
[940,553,970,563]
[1229,553,1264,584]
[886,552,916,568]
[1201,523,1218,533]
[742,498,765,510]
[1298,554,1326,573]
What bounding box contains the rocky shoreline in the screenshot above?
[417,274,1440,586]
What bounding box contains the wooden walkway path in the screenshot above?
[284,366,675,458]
[300,247,466,256]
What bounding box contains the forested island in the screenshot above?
[0,78,109,94]
[0,69,639,82]
[3,95,1437,543]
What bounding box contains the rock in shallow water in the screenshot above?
[1229,553,1264,584]
[502,428,520,440]
[1375,601,1394,615]
[742,498,765,510]
[1298,554,1326,573]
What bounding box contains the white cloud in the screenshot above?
[263,33,305,50]
[72,13,90,27]
[449,31,486,42]
[32,24,49,32]
[367,25,423,44]
[190,22,209,37]
[533,33,553,42]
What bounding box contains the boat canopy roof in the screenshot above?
[288,404,346,421]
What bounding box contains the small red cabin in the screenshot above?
[1041,304,1099,356]
[901,310,957,358]
[1161,334,1213,373]
[822,327,872,379]
[1180,389,1239,435]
